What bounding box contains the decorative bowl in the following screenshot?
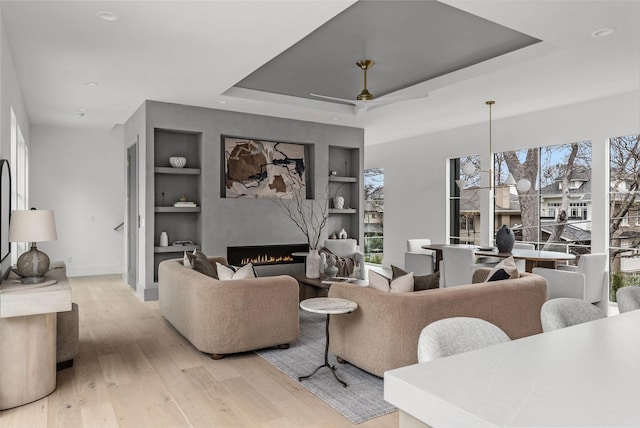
[169,156,186,168]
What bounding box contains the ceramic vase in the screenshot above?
[159,231,169,247]
[496,225,515,253]
[334,196,345,209]
[306,249,321,279]
[338,228,347,239]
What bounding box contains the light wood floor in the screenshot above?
[0,275,398,428]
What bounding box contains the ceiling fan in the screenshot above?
[310,59,428,117]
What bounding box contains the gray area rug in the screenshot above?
[255,310,396,424]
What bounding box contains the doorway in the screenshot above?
[126,139,138,289]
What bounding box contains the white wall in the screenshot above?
[366,91,639,269]
[0,10,30,279]
[30,125,125,277]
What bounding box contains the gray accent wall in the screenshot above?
[125,100,364,300]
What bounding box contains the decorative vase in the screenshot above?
[338,228,347,239]
[496,225,515,253]
[324,255,339,278]
[333,196,345,210]
[159,231,169,247]
[169,156,186,168]
[306,249,321,279]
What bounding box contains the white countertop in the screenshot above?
[385,310,640,427]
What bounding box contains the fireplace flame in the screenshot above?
[241,254,295,266]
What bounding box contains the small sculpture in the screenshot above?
[334,196,345,209]
[325,255,339,278]
[338,228,347,239]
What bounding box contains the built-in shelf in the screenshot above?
[154,245,198,254]
[329,176,357,183]
[155,207,201,213]
[329,208,357,214]
[154,167,201,175]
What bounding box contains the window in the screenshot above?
[449,155,481,244]
[494,141,592,254]
[364,168,383,264]
[10,108,29,265]
[609,133,640,301]
[451,142,592,253]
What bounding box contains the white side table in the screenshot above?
[0,262,71,410]
[298,297,357,387]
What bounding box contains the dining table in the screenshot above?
[422,243,576,273]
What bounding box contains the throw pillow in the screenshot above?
[186,249,218,279]
[216,262,257,280]
[391,265,440,291]
[484,256,519,282]
[368,270,414,293]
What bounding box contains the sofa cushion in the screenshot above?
[391,265,440,291]
[216,262,256,280]
[485,256,519,282]
[369,270,414,293]
[186,249,218,279]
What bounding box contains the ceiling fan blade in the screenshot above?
[309,93,357,106]
[370,92,429,105]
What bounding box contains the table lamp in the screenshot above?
[8,209,58,284]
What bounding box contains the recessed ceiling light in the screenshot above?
[217,100,228,105]
[96,11,120,22]
[331,117,340,121]
[75,108,87,117]
[82,81,98,87]
[591,27,615,38]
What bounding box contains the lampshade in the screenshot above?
[516,179,532,193]
[462,162,477,176]
[9,209,58,243]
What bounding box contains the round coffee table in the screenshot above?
[298,297,357,387]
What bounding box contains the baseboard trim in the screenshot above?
[67,263,123,277]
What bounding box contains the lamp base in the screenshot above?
[20,276,46,284]
[14,244,50,284]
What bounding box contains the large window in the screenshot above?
[609,133,640,301]
[364,168,383,264]
[451,141,593,255]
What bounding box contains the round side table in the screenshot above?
[298,297,357,387]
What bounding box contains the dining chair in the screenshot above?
[512,242,535,271]
[532,253,608,313]
[404,239,435,275]
[417,317,510,362]
[540,298,606,332]
[440,246,484,287]
[616,286,640,314]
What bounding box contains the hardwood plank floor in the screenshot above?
[0,275,398,427]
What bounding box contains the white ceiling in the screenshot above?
[1,1,639,146]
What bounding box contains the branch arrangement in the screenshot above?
[276,186,330,250]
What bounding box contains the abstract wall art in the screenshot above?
[223,137,307,199]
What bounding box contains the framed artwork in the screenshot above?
[0,159,11,262]
[223,137,307,199]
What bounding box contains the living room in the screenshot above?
[0,1,638,426]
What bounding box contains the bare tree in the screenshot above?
[503,149,539,243]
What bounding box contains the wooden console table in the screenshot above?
[0,262,70,410]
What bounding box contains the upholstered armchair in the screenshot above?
[320,239,365,279]
[404,239,435,275]
[532,253,608,314]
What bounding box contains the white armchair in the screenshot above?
[532,253,608,314]
[440,246,484,287]
[320,239,365,279]
[404,239,435,275]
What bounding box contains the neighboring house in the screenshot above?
[539,171,592,231]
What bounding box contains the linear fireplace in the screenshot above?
[227,244,309,266]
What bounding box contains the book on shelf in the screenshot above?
[173,202,197,207]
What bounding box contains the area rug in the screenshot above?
[255,310,396,424]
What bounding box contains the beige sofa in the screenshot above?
[328,268,547,377]
[158,257,299,359]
